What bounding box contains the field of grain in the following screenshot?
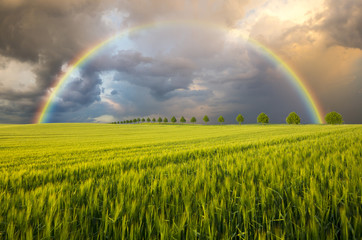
[0,124,361,239]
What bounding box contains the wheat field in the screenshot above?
[0,124,361,239]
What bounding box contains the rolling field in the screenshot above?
[0,123,361,239]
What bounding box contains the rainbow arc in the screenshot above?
[33,20,324,124]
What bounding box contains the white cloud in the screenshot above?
[0,55,37,92]
[92,114,117,123]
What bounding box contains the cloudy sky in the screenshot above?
[0,0,361,124]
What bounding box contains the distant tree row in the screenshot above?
[112,116,198,124]
[110,111,343,125]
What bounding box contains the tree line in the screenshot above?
[111,111,343,125]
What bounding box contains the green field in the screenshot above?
[0,124,361,239]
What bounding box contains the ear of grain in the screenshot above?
[0,124,361,239]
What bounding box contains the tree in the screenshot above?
[133,119,137,123]
[257,112,269,124]
[158,117,162,123]
[203,115,209,124]
[171,116,177,123]
[218,115,225,124]
[142,118,145,122]
[147,117,151,122]
[286,112,301,124]
[180,116,186,123]
[137,118,140,123]
[163,117,168,123]
[325,111,343,124]
[152,118,156,123]
[236,114,244,125]
[190,117,196,124]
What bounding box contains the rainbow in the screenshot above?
[249,39,324,124]
[33,20,324,124]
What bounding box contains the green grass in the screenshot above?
[0,124,361,239]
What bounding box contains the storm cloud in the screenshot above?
[0,0,361,124]
[321,0,362,49]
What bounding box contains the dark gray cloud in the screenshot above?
[82,49,196,99]
[0,0,361,124]
[0,0,115,122]
[51,72,102,113]
[245,0,362,124]
[321,0,362,49]
[0,88,40,123]
[0,98,37,124]
[50,40,311,124]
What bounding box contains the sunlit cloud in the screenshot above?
[92,114,117,123]
[0,0,361,123]
[101,98,124,112]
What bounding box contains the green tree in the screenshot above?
[257,113,269,124]
[190,117,196,124]
[133,119,137,123]
[142,118,145,122]
[203,115,209,124]
[325,111,343,124]
[152,118,156,123]
[171,116,177,123]
[137,118,140,123]
[236,114,244,125]
[147,117,151,122]
[218,115,225,124]
[180,116,186,123]
[286,112,301,124]
[158,117,162,123]
[163,117,168,123]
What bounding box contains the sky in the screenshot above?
[0,0,361,124]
